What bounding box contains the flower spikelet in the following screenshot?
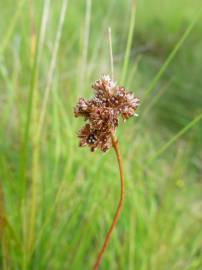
[74,75,140,152]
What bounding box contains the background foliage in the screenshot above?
[0,0,202,269]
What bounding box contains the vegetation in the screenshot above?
[0,0,201,269]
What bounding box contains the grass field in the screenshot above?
[0,0,202,269]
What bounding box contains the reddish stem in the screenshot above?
[93,133,125,270]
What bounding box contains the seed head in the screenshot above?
[74,75,140,152]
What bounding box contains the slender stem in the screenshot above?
[108,27,114,80]
[93,133,125,270]
[0,183,6,237]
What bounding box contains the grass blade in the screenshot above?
[121,0,136,84]
[148,112,202,162]
[78,0,92,93]
[143,10,201,99]
[37,0,68,137]
[0,0,26,57]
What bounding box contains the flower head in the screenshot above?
[74,75,140,152]
[78,124,112,152]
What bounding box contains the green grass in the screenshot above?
[0,0,202,269]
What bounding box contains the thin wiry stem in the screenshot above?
[0,184,6,238]
[38,0,68,138]
[121,0,136,85]
[108,27,114,80]
[93,133,125,270]
[143,9,201,100]
[79,0,92,93]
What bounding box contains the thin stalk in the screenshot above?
[79,0,92,93]
[148,112,202,162]
[143,9,201,100]
[0,184,6,237]
[93,133,125,270]
[37,0,68,138]
[108,27,114,80]
[121,0,136,85]
[21,1,50,268]
[0,0,26,57]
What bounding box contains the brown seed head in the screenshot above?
[74,75,140,152]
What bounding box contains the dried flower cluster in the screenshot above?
[74,75,140,152]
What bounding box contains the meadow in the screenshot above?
[0,0,202,269]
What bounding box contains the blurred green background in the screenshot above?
[0,0,202,269]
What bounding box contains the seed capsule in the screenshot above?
[87,134,97,145]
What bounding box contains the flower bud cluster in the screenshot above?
[74,75,140,152]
